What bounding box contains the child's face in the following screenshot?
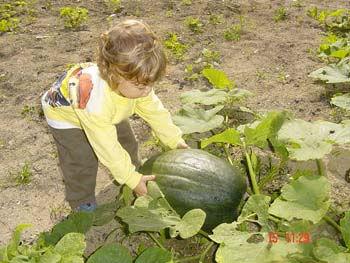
[117,79,153,99]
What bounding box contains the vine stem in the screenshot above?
[243,141,260,195]
[316,159,326,177]
[224,143,234,166]
[323,215,341,233]
[198,229,210,239]
[199,242,215,262]
[148,232,166,250]
[174,255,201,263]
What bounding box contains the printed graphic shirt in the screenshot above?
[42,63,184,189]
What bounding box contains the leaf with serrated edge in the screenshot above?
[86,243,132,263]
[340,211,350,249]
[331,93,350,110]
[117,184,203,238]
[244,111,287,148]
[201,128,242,148]
[269,175,330,224]
[135,247,173,263]
[171,209,206,239]
[210,223,302,263]
[180,89,229,105]
[202,68,233,89]
[309,58,350,83]
[237,195,271,231]
[278,119,350,160]
[313,238,350,263]
[53,233,85,259]
[172,105,224,134]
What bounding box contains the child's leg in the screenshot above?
[49,127,98,210]
[116,119,142,170]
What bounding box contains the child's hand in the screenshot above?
[177,141,190,149]
[133,175,156,196]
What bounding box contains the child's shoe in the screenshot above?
[75,202,97,212]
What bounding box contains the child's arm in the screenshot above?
[73,109,143,190]
[134,90,186,149]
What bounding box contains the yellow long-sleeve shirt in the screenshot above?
[41,63,184,189]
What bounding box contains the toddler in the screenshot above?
[41,19,188,212]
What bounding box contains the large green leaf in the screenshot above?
[180,89,229,105]
[116,182,205,237]
[86,244,132,263]
[38,250,61,263]
[202,68,234,89]
[331,93,350,110]
[309,58,350,83]
[313,238,350,263]
[172,105,224,134]
[237,195,271,231]
[201,128,242,148]
[180,88,253,106]
[135,247,173,263]
[53,233,85,260]
[169,209,206,239]
[340,211,350,249]
[278,119,350,160]
[209,223,303,263]
[3,224,32,260]
[92,202,119,226]
[269,175,330,224]
[244,111,288,148]
[40,212,93,246]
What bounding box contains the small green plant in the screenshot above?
[184,64,199,81]
[0,17,19,32]
[181,0,192,5]
[202,48,221,64]
[59,6,88,29]
[106,0,122,13]
[165,10,173,17]
[224,24,242,41]
[209,14,223,25]
[14,162,32,185]
[21,105,36,117]
[164,33,187,60]
[274,7,287,22]
[291,0,303,8]
[184,16,203,33]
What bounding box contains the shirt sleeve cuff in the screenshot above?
[124,172,143,190]
[167,137,186,149]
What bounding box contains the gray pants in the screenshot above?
[49,120,141,209]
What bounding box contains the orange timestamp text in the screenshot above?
[268,231,311,244]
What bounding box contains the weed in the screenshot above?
[209,14,224,25]
[224,16,244,41]
[224,24,242,41]
[14,162,32,185]
[184,64,200,81]
[164,33,187,60]
[184,16,203,33]
[0,17,19,33]
[291,0,303,8]
[274,7,287,22]
[105,0,122,13]
[165,10,173,18]
[50,203,71,221]
[256,69,268,80]
[0,1,34,33]
[181,0,192,5]
[202,48,221,64]
[59,6,88,29]
[21,105,36,117]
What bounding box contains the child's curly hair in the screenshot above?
[97,19,166,91]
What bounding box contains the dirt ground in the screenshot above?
[1,0,350,254]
